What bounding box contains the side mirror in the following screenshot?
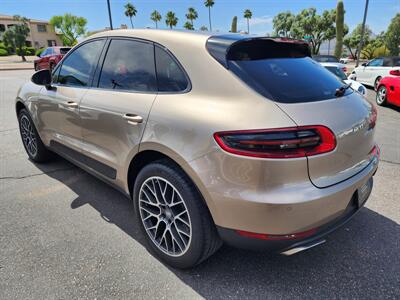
[362,63,367,67]
[31,69,55,90]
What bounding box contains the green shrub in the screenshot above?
[35,47,45,56]
[0,42,6,49]
[0,48,8,56]
[16,46,35,56]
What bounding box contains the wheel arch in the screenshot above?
[127,147,218,224]
[15,100,26,116]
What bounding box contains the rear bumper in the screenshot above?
[216,187,369,252]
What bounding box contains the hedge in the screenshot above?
[35,47,45,56]
[0,48,8,56]
[16,46,36,56]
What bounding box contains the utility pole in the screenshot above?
[107,0,113,30]
[356,0,369,67]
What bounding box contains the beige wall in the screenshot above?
[0,16,63,49]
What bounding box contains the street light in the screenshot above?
[356,0,369,67]
[107,0,113,30]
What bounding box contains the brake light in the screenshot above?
[214,125,336,159]
[389,69,400,76]
[236,228,317,241]
[368,104,377,130]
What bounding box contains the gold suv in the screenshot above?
[16,30,379,268]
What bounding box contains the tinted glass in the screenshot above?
[57,39,105,87]
[325,66,347,80]
[393,57,400,66]
[368,58,383,67]
[155,46,189,92]
[99,39,156,92]
[313,55,339,63]
[229,57,352,103]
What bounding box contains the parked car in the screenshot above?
[16,31,379,269]
[351,56,400,90]
[313,55,347,73]
[34,47,71,72]
[376,70,400,107]
[321,62,367,96]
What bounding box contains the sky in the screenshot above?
[1,0,399,35]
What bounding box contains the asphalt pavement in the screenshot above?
[0,70,399,299]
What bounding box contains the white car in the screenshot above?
[313,55,347,73]
[351,56,400,90]
[321,62,367,96]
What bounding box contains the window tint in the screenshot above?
[155,46,189,92]
[229,57,352,103]
[99,39,156,92]
[393,57,400,66]
[57,39,105,87]
[368,58,383,67]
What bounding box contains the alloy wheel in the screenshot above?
[376,86,387,105]
[20,115,38,157]
[139,176,192,257]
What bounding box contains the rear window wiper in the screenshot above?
[335,83,351,97]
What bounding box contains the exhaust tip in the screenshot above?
[281,239,326,256]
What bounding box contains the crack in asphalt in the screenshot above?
[0,167,76,180]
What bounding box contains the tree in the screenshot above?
[243,9,252,34]
[199,25,208,31]
[186,7,198,28]
[230,16,238,33]
[165,11,178,29]
[50,14,87,46]
[150,10,162,29]
[3,16,30,61]
[290,8,336,54]
[184,21,194,30]
[343,24,372,59]
[334,1,345,58]
[204,0,215,31]
[385,13,400,55]
[124,2,137,29]
[273,12,295,37]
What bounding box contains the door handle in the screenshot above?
[122,113,143,125]
[64,101,79,108]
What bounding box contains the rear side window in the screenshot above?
[227,40,351,103]
[57,39,105,87]
[368,58,383,67]
[155,46,189,92]
[98,39,157,92]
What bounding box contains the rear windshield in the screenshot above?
[325,66,347,80]
[313,55,339,63]
[228,57,352,103]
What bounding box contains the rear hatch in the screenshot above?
[214,37,376,188]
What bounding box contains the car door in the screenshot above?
[36,39,106,152]
[79,38,157,182]
[364,57,384,86]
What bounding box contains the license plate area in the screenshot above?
[357,177,373,207]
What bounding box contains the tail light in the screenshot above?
[368,104,377,130]
[342,66,347,73]
[214,125,336,159]
[389,69,400,76]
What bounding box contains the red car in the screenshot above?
[376,69,400,107]
[34,46,71,72]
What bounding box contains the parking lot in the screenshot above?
[1,70,399,299]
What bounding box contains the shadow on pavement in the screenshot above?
[36,158,400,299]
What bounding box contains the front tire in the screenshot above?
[374,77,382,91]
[18,109,52,162]
[133,160,221,269]
[376,85,387,106]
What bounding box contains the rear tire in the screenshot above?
[376,85,387,106]
[374,77,382,91]
[18,109,52,163]
[133,160,222,269]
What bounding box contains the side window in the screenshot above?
[98,39,156,92]
[155,46,189,92]
[57,39,105,87]
[40,48,48,57]
[368,58,383,67]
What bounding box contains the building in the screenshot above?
[0,14,63,49]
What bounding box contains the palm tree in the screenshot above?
[244,9,252,34]
[204,0,215,31]
[185,7,198,27]
[124,2,137,28]
[150,10,162,28]
[183,21,194,30]
[165,11,178,29]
